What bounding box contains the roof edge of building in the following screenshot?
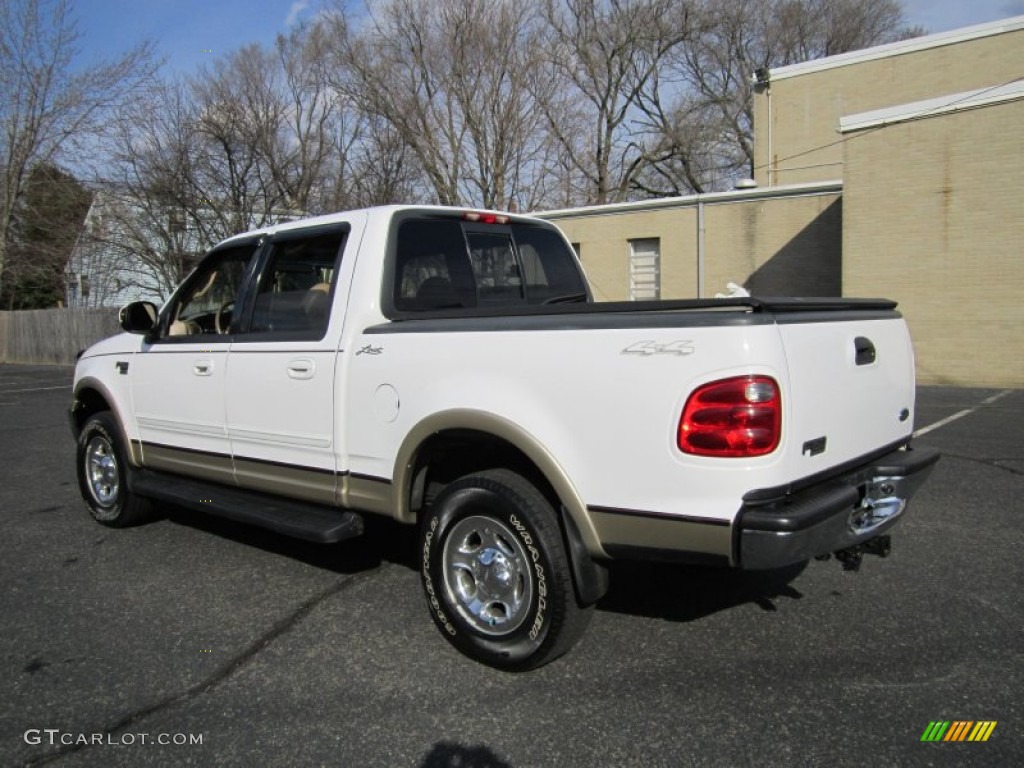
[767,15,1024,82]
[533,181,843,220]
[839,79,1024,133]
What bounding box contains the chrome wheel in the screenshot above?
[442,515,533,635]
[420,470,593,669]
[77,412,152,528]
[84,434,119,508]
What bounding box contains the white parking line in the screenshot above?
[913,389,1013,437]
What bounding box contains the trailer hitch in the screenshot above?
[815,534,892,572]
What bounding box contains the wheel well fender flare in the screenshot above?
[71,378,139,465]
[393,409,609,602]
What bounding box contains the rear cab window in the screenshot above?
[387,214,588,315]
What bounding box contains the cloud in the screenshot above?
[285,0,310,27]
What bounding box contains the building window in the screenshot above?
[629,238,660,300]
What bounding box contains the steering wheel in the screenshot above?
[215,300,234,334]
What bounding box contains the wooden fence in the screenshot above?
[0,308,121,365]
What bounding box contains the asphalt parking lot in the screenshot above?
[1,363,1020,767]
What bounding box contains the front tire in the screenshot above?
[419,469,592,670]
[76,412,152,527]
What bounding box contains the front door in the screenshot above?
[130,241,259,484]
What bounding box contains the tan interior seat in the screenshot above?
[303,282,331,329]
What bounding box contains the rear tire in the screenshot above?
[419,469,592,670]
[76,412,152,527]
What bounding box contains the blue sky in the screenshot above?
[902,0,1024,32]
[72,0,1024,77]
[73,0,327,74]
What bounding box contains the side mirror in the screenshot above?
[119,301,158,334]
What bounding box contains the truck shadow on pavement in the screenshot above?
[598,559,807,623]
[163,504,806,625]
[419,742,513,768]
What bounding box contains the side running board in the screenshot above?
[130,469,364,544]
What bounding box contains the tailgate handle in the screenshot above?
[854,337,876,366]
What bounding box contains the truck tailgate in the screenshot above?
[776,311,917,485]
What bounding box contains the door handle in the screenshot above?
[287,358,315,380]
[193,359,214,376]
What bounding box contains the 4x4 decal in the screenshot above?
[621,340,694,356]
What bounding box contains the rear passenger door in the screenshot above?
[224,224,349,506]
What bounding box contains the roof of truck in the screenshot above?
[216,205,544,247]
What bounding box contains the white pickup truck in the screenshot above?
[70,205,938,669]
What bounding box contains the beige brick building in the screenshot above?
[840,86,1024,387]
[538,182,842,301]
[539,15,1024,387]
[754,15,1024,387]
[752,16,1024,187]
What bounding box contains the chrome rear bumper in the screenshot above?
[736,445,940,570]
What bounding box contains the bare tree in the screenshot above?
[91,21,364,302]
[327,116,422,209]
[770,0,921,59]
[628,86,726,196]
[328,0,460,206]
[87,82,210,300]
[676,0,922,180]
[328,0,557,209]
[189,46,291,233]
[534,0,696,205]
[0,0,154,298]
[272,22,347,214]
[160,23,357,227]
[277,21,421,211]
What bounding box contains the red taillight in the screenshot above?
[678,375,781,457]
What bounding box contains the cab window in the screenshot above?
[246,229,346,339]
[165,243,257,337]
[391,217,586,313]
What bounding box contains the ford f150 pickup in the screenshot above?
[70,205,938,669]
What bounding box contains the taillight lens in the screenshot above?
[678,375,781,457]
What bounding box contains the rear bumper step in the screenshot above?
[131,469,364,544]
[736,446,940,569]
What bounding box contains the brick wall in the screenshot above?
[842,98,1024,387]
[540,186,843,301]
[704,195,841,297]
[754,25,1024,186]
[551,207,698,301]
